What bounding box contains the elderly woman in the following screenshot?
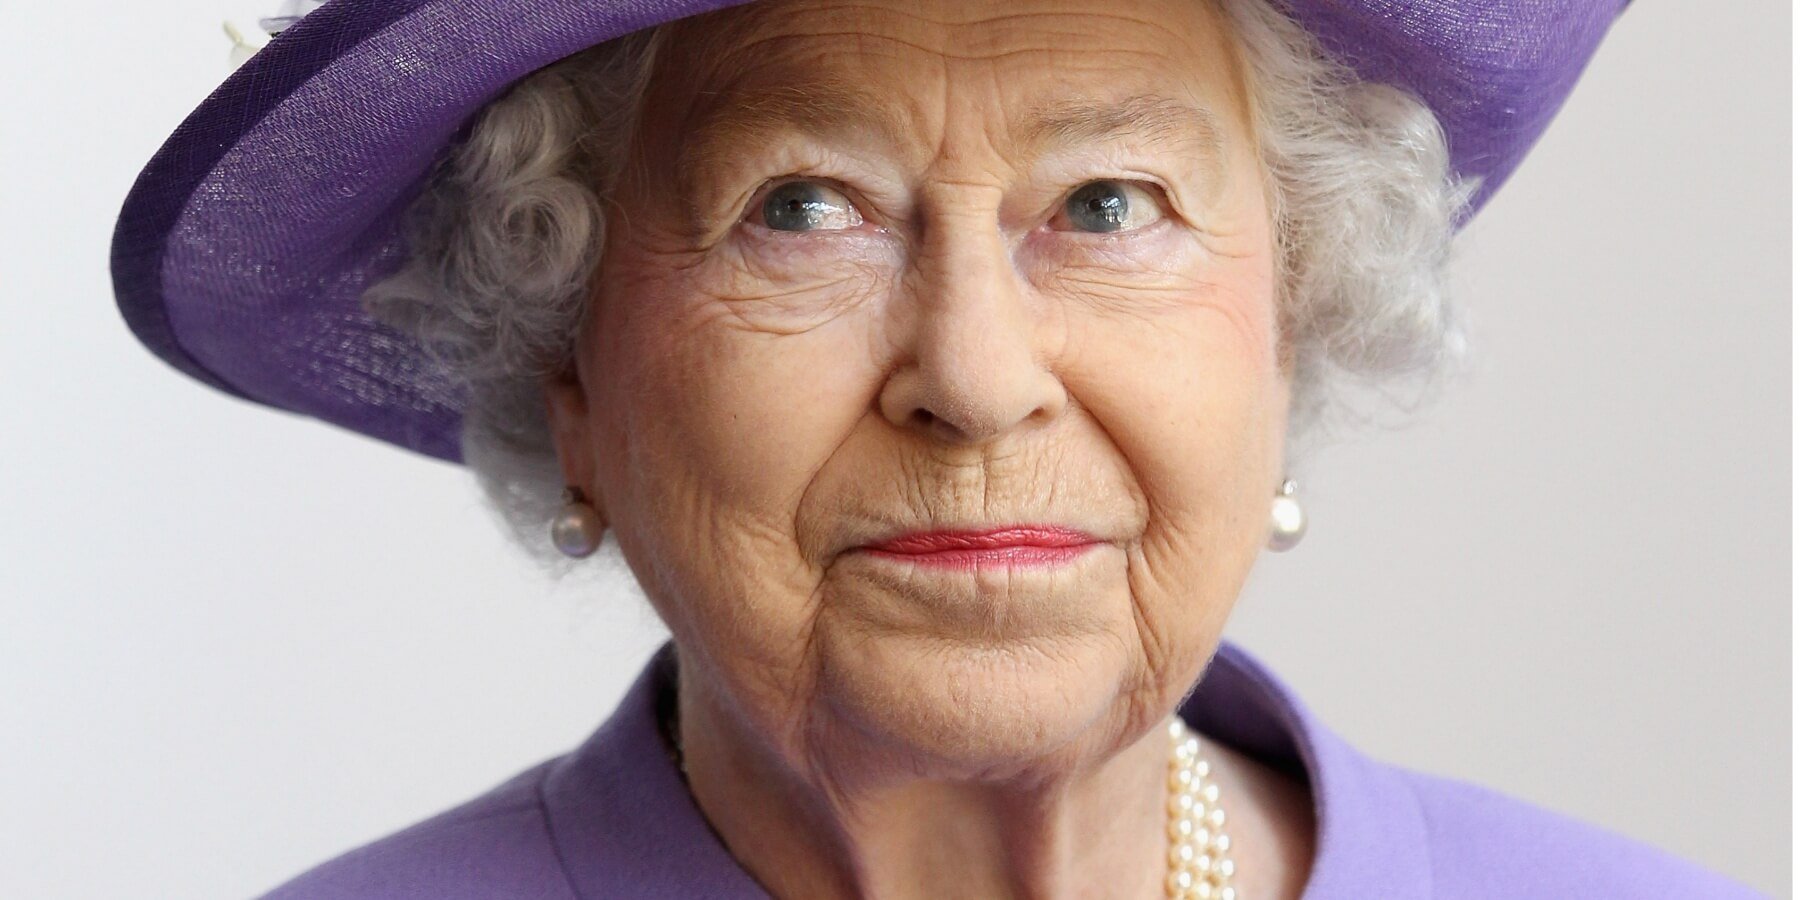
[112,0,1761,897]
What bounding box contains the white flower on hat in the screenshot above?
[223,0,328,70]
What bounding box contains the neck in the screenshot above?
[668,657,1178,900]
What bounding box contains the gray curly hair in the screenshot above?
[364,0,1478,566]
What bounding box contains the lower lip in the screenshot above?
[855,543,1102,570]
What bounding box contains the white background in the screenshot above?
[2,0,1790,897]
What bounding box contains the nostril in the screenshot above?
[909,408,970,443]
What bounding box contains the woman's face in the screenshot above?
[549,0,1289,776]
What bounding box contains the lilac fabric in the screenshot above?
[111,0,1632,464]
[259,637,1762,898]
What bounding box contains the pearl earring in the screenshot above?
[1267,479,1307,552]
[551,486,605,558]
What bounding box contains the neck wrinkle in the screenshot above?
[674,661,1178,900]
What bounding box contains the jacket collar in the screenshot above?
[540,638,1432,899]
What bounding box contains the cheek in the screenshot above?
[1058,243,1283,509]
[586,252,883,643]
[598,295,878,534]
[590,232,890,511]
[1072,318,1279,538]
[612,215,917,517]
[1059,248,1284,640]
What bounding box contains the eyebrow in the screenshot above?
[676,81,1227,184]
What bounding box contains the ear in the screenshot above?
[1273,316,1299,385]
[542,368,607,525]
[1267,332,1297,478]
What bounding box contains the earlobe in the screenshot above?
[541,372,598,502]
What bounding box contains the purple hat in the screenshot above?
[110,0,1632,464]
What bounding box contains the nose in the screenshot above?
[877,208,1067,446]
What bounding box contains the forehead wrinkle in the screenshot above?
[678,83,1227,175]
[666,19,1239,228]
[1023,92,1227,172]
[676,79,915,181]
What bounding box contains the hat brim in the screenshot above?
[110,0,1629,463]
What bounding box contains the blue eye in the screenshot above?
[759,181,862,232]
[1060,180,1165,233]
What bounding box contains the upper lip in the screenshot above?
[859,526,1102,554]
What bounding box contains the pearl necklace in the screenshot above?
[658,704,1236,899]
[1165,716,1238,899]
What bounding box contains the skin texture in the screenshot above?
[544,0,1315,895]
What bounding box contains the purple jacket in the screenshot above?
[262,639,1762,898]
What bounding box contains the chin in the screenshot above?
[814,625,1141,781]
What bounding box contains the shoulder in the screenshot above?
[258,758,577,900]
[1397,767,1765,898]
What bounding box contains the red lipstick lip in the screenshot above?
[860,526,1102,554]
